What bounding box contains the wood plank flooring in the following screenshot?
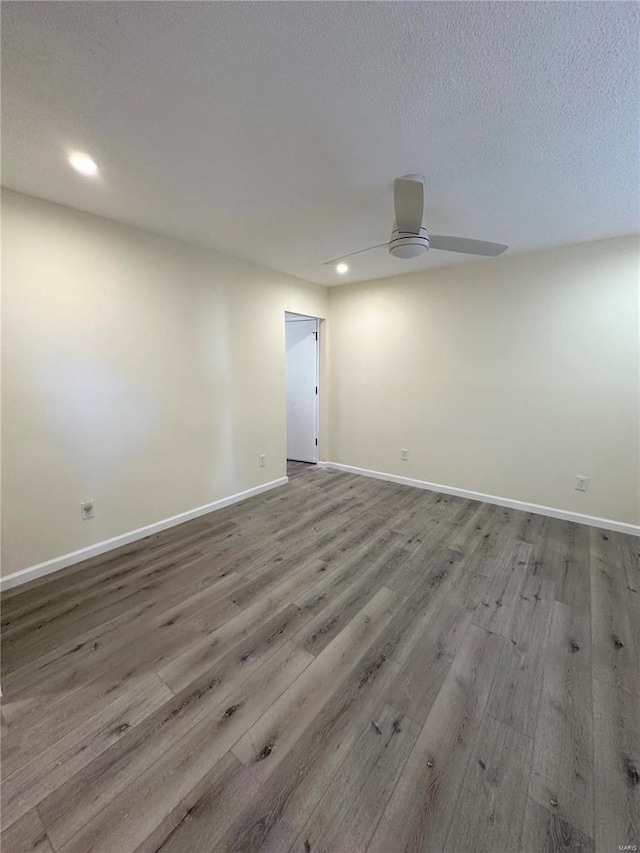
[1,467,638,853]
[287,460,317,480]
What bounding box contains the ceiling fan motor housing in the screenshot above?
[389,225,430,258]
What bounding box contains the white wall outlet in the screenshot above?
[401,448,409,462]
[259,454,266,468]
[575,476,589,492]
[81,500,95,520]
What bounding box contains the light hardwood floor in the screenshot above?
[1,467,638,853]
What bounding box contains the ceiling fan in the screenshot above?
[324,174,508,267]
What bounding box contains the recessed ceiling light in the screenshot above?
[68,152,98,177]
[336,263,349,275]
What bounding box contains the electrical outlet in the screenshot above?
[575,476,589,492]
[401,448,409,462]
[81,500,94,520]
[259,454,266,468]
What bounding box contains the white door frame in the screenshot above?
[285,312,320,463]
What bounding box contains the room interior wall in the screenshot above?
[2,190,638,580]
[328,236,640,526]
[1,189,328,575]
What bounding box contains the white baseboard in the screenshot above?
[1,477,289,592]
[4,464,637,593]
[326,462,640,536]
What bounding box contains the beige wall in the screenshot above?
[329,237,640,525]
[1,190,328,574]
[2,191,637,576]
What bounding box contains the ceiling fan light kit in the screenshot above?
[324,174,508,269]
[388,225,429,258]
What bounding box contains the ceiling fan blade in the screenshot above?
[394,176,424,234]
[429,235,508,256]
[322,244,388,265]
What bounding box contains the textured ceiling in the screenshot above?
[2,1,639,285]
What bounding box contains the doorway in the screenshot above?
[285,312,319,472]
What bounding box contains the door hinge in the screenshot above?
[314,331,318,340]
[315,386,318,394]
[315,438,318,446]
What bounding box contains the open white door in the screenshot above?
[286,317,318,463]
